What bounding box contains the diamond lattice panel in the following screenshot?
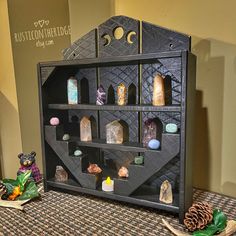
[100,65,139,104]
[142,112,181,130]
[75,68,97,104]
[100,111,139,142]
[142,58,181,105]
[144,156,180,191]
[103,150,137,170]
[63,29,97,60]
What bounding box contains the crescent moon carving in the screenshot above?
[127,31,136,44]
[102,34,111,46]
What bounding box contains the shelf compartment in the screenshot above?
[44,125,100,189]
[114,132,180,196]
[47,178,179,213]
[48,104,181,112]
[45,125,179,153]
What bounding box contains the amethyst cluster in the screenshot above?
[96,85,106,105]
[142,118,157,147]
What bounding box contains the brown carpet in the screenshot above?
[0,188,235,236]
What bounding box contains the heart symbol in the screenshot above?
[38,20,45,28]
[34,22,38,27]
[45,20,49,26]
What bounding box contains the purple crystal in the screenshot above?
[142,119,157,147]
[96,85,106,105]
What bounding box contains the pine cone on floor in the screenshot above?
[184,202,213,232]
[0,182,7,198]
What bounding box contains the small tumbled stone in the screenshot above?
[87,164,102,174]
[166,123,178,133]
[148,139,160,150]
[134,156,144,165]
[74,150,82,156]
[62,134,70,141]
[118,166,129,178]
[50,117,60,126]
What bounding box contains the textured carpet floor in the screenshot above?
[0,188,235,236]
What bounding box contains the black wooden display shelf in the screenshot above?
[47,178,179,213]
[38,15,196,222]
[48,104,181,112]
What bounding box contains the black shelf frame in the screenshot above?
[39,50,182,68]
[48,104,181,112]
[38,15,196,222]
[47,178,180,213]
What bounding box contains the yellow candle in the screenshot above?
[106,176,111,185]
[102,176,114,192]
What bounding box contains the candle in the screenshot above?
[102,176,114,192]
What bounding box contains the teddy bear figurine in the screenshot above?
[17,151,41,183]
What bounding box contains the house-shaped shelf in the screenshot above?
[38,15,196,222]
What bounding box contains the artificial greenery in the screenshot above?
[1,170,39,201]
[193,209,227,236]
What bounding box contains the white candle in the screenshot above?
[102,177,114,192]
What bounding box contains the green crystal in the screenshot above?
[74,150,82,156]
[165,123,178,133]
[134,156,144,165]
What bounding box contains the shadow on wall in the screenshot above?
[222,182,236,198]
[0,92,22,178]
[0,138,2,178]
[192,37,224,192]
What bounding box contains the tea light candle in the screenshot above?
[102,177,114,192]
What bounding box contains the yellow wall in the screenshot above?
[0,0,71,178]
[0,0,22,178]
[115,0,236,197]
[69,0,115,41]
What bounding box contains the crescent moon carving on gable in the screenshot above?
[102,34,111,46]
[127,31,136,44]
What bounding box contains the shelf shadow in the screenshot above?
[192,37,225,191]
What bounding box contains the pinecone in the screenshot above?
[184,202,213,232]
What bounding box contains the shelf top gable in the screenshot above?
[62,15,191,60]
